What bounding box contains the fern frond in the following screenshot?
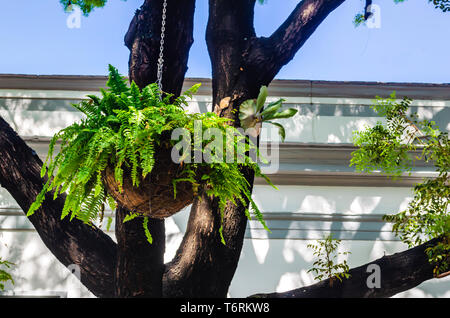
[106,64,129,95]
[143,217,153,244]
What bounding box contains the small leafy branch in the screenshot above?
[351,92,449,275]
[307,234,351,286]
[0,258,14,291]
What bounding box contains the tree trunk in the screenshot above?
[115,207,165,297]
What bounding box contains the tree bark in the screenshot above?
[251,238,440,298]
[115,207,165,297]
[241,0,346,88]
[125,0,196,92]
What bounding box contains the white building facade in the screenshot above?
[0,75,448,297]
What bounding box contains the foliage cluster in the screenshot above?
[27,65,290,244]
[351,93,449,275]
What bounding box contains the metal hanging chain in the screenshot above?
[156,0,168,96]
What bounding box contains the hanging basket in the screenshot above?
[102,142,195,219]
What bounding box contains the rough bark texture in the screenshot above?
[115,206,165,297]
[0,117,117,298]
[162,0,348,298]
[125,0,196,92]
[163,169,255,297]
[252,238,440,298]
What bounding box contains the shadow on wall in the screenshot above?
[0,97,84,137]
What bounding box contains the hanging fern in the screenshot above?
[28,65,294,244]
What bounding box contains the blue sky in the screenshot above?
[0,0,448,83]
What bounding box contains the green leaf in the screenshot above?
[264,108,298,121]
[239,100,258,129]
[183,83,202,98]
[27,64,276,249]
[239,100,257,119]
[143,217,153,244]
[123,213,139,223]
[106,216,113,231]
[256,86,268,113]
[267,121,286,142]
[260,99,284,119]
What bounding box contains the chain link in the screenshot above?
[156,0,168,97]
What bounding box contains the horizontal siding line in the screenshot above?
[244,230,399,241]
[258,212,387,222]
[249,228,394,233]
[18,136,435,156]
[243,237,400,242]
[0,209,394,226]
[1,75,449,99]
[255,174,433,187]
[1,93,449,108]
[0,228,36,232]
[0,227,398,241]
[0,210,399,241]
[0,90,99,100]
[19,138,436,187]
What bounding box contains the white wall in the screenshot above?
[0,79,449,297]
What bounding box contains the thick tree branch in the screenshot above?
[251,238,441,298]
[0,116,117,298]
[126,0,196,92]
[163,168,255,297]
[243,0,346,84]
[206,0,257,109]
[1,0,441,300]
[364,0,373,20]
